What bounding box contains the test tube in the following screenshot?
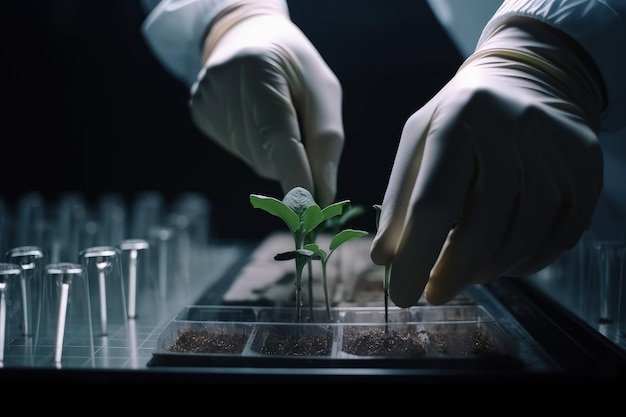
[5,246,45,339]
[56,193,92,263]
[0,263,22,363]
[0,198,10,256]
[80,246,127,337]
[97,193,127,247]
[37,262,93,364]
[172,192,213,248]
[15,192,46,248]
[591,240,625,342]
[131,192,165,240]
[618,252,626,346]
[119,239,151,320]
[169,213,191,301]
[149,226,174,308]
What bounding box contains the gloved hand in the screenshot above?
[189,2,344,208]
[370,17,606,307]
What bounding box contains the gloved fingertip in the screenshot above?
[424,284,457,306]
[369,236,394,266]
[389,290,418,309]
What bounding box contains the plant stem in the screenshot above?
[384,264,391,335]
[322,263,332,322]
[295,268,303,324]
[307,260,314,321]
[294,256,309,324]
[384,287,389,335]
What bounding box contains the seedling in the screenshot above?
[306,202,366,320]
[304,203,365,318]
[304,228,368,321]
[373,204,392,332]
[250,187,367,323]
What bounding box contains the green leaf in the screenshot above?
[303,243,320,253]
[274,249,315,261]
[325,203,365,233]
[302,204,324,234]
[250,194,300,233]
[281,187,317,219]
[329,229,369,251]
[321,200,350,221]
[338,204,365,225]
[304,243,326,261]
[373,204,382,230]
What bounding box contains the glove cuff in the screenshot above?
[481,0,626,135]
[142,0,288,88]
[201,0,290,65]
[462,17,606,133]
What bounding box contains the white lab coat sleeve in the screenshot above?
[141,0,289,88]
[479,0,626,135]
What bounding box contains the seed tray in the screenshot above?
[150,305,523,369]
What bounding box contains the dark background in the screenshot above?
[0,0,468,240]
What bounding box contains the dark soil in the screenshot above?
[169,327,249,354]
[252,325,334,356]
[341,326,504,358]
[427,327,503,357]
[341,326,427,357]
[168,325,505,358]
[169,318,505,358]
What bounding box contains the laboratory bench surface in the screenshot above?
[0,243,250,381]
[2,237,626,385]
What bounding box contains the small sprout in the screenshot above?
[305,228,369,321]
[373,204,392,330]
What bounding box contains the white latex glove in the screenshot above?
[370,17,606,307]
[189,3,344,208]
